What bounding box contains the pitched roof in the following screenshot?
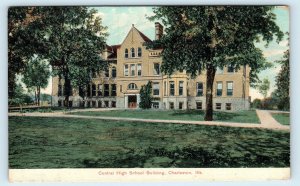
[107,44,120,59]
[135,28,152,42]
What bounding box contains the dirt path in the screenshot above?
[256,110,290,130]
[9,109,290,131]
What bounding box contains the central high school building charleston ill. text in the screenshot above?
[52,23,251,111]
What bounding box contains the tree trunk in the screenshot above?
[34,90,37,105]
[37,86,41,106]
[204,65,216,121]
[63,75,71,108]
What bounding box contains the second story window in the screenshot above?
[128,83,137,90]
[179,81,184,96]
[111,84,116,96]
[197,82,203,96]
[104,84,109,97]
[112,67,116,78]
[92,84,96,96]
[125,48,128,58]
[124,64,129,76]
[153,63,160,75]
[153,82,159,96]
[227,82,233,96]
[169,81,175,96]
[216,82,222,96]
[137,64,142,76]
[227,64,234,73]
[131,48,135,58]
[138,47,142,57]
[130,64,136,76]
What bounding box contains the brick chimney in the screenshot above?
[155,22,163,40]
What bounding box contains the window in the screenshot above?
[104,101,109,107]
[152,102,159,109]
[92,84,96,96]
[105,68,109,77]
[130,64,135,76]
[196,102,202,110]
[111,84,116,96]
[216,103,222,110]
[58,100,62,107]
[153,82,159,95]
[98,84,102,96]
[153,63,160,75]
[131,48,135,58]
[137,64,142,76]
[227,64,234,73]
[197,82,203,96]
[179,102,183,109]
[216,82,222,96]
[125,48,128,58]
[104,84,109,97]
[164,81,167,96]
[112,67,116,78]
[92,101,96,107]
[112,101,116,108]
[124,64,129,76]
[179,81,184,96]
[128,83,137,90]
[87,84,91,97]
[169,102,174,109]
[138,47,142,57]
[58,84,63,96]
[226,103,232,110]
[169,81,175,96]
[227,82,233,96]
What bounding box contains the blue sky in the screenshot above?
[42,6,289,100]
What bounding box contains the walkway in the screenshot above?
[9,109,290,131]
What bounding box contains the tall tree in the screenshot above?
[139,81,153,109]
[258,78,270,99]
[22,56,50,106]
[8,7,30,99]
[18,7,108,107]
[274,41,289,110]
[148,6,283,120]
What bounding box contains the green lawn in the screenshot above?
[69,109,260,123]
[9,116,289,168]
[272,113,290,125]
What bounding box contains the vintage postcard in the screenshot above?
[8,6,290,182]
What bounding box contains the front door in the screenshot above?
[128,95,137,108]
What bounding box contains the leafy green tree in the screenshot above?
[139,81,153,109]
[258,78,270,99]
[148,6,283,120]
[8,7,30,99]
[14,7,108,107]
[22,56,50,106]
[274,47,290,110]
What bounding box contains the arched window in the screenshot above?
[128,83,138,90]
[131,48,135,58]
[125,48,128,58]
[138,47,142,57]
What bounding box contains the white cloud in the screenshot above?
[263,49,286,58]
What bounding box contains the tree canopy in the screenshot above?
[9,7,108,107]
[148,6,283,120]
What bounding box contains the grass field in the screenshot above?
[9,116,289,168]
[69,109,260,123]
[272,113,290,125]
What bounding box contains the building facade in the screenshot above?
[52,23,251,111]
